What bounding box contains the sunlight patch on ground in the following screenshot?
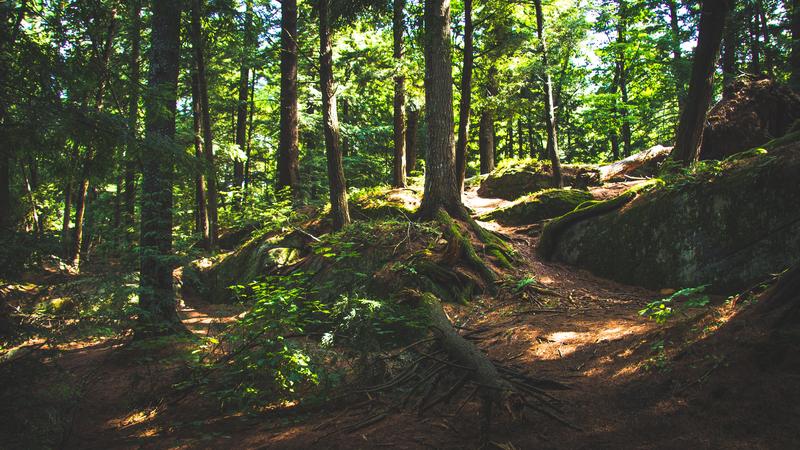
[113,407,160,429]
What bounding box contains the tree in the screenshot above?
[790,0,800,88]
[418,0,463,218]
[138,0,184,336]
[615,0,632,157]
[478,66,498,175]
[277,0,300,198]
[191,72,211,247]
[665,0,685,108]
[234,0,255,193]
[319,0,351,229]
[455,0,474,191]
[533,0,563,188]
[672,0,731,165]
[392,0,407,188]
[124,0,142,230]
[191,0,219,247]
[405,106,419,176]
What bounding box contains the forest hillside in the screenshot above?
[1,1,799,448]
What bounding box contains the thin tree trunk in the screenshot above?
[616,0,632,157]
[721,8,738,93]
[278,0,300,198]
[757,1,773,76]
[406,107,419,175]
[234,0,254,193]
[479,110,495,174]
[191,0,218,247]
[748,2,761,74]
[534,0,563,188]
[672,0,731,165]
[455,0,473,190]
[507,119,514,158]
[666,0,685,108]
[790,0,800,89]
[419,0,463,217]
[125,0,141,230]
[138,0,184,335]
[0,0,24,230]
[0,154,8,230]
[393,0,407,187]
[244,68,256,197]
[61,184,71,255]
[517,119,524,158]
[192,71,210,248]
[319,0,351,230]
[526,118,535,159]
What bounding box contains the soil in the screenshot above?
[2,187,798,449]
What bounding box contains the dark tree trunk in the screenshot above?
[790,0,800,88]
[0,154,9,230]
[277,0,301,197]
[405,107,419,175]
[393,0,407,187]
[319,0,351,229]
[419,0,463,217]
[526,118,535,159]
[191,71,210,247]
[721,8,738,93]
[610,134,620,160]
[234,0,254,193]
[672,0,731,165]
[138,0,183,335]
[517,119,524,158]
[534,0,563,188]
[0,0,23,231]
[191,0,218,246]
[125,0,142,230]
[479,110,495,174]
[666,0,685,108]
[757,1,773,76]
[507,119,514,158]
[748,2,761,74]
[616,0,632,157]
[455,0,473,191]
[244,69,256,197]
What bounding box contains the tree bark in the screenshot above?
[393,0,407,188]
[138,0,184,335]
[534,0,563,188]
[455,0,473,191]
[234,0,254,193]
[192,71,210,247]
[517,119,524,158]
[616,0,632,157]
[277,0,301,198]
[721,8,738,93]
[405,107,419,175]
[479,110,495,174]
[790,0,800,89]
[419,0,463,218]
[666,0,685,109]
[61,184,71,255]
[319,0,351,230]
[672,0,731,165]
[125,0,142,230]
[747,1,761,74]
[191,0,218,247]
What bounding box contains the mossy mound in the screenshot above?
[542,141,800,293]
[350,185,421,220]
[481,189,595,226]
[478,158,601,200]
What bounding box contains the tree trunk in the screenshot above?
[0,154,8,230]
[789,0,800,89]
[61,184,71,255]
[757,1,773,76]
[405,107,419,175]
[516,119,524,158]
[125,0,142,230]
[672,0,731,165]
[244,68,256,197]
[666,0,685,108]
[479,110,495,174]
[616,0,632,157]
[393,0,407,188]
[138,0,184,336]
[192,71,210,248]
[191,0,218,247]
[419,0,462,218]
[455,0,473,191]
[534,0,563,188]
[234,0,254,193]
[721,8,738,93]
[277,0,301,198]
[506,119,514,159]
[319,0,351,230]
[748,2,761,74]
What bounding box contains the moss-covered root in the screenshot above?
[538,179,664,260]
[421,293,521,438]
[434,209,499,291]
[465,216,516,269]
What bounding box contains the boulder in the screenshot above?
[478,160,601,200]
[480,189,594,226]
[542,143,800,293]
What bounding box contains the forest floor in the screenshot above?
[2,186,799,449]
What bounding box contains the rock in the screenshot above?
[543,142,800,293]
[701,77,800,160]
[478,159,601,200]
[480,189,595,226]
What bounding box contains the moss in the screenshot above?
[481,188,595,226]
[478,159,601,200]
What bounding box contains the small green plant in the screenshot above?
[639,285,711,324]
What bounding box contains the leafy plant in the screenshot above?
[639,285,711,324]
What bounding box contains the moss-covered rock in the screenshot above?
[481,189,595,226]
[543,143,800,293]
[478,159,601,200]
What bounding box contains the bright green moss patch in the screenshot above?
[481,188,595,226]
[478,158,602,200]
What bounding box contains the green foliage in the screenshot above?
[639,286,711,324]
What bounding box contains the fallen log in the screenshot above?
[597,145,672,182]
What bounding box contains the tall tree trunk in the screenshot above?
[192,71,210,248]
[319,0,351,230]
[479,110,495,174]
[790,0,800,89]
[610,133,620,160]
[0,0,23,231]
[534,0,563,188]
[234,0,254,193]
[526,118,535,158]
[393,0,407,187]
[419,0,463,218]
[507,119,514,158]
[616,0,632,157]
[277,0,300,198]
[517,119,524,158]
[125,0,142,230]
[244,69,256,197]
[672,0,731,165]
[666,0,685,108]
[138,0,184,335]
[721,7,738,93]
[748,2,761,74]
[61,184,71,254]
[405,107,419,175]
[191,0,218,247]
[757,1,773,76]
[0,154,8,230]
[455,0,473,191]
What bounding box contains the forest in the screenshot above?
[1,0,800,448]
